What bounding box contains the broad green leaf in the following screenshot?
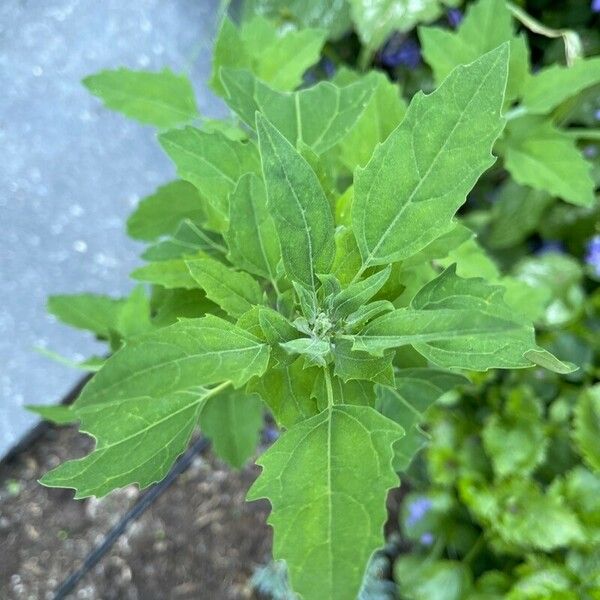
[352,45,509,269]
[257,114,335,291]
[141,219,226,262]
[376,368,467,470]
[280,337,331,367]
[47,293,125,338]
[186,256,264,318]
[248,358,319,428]
[437,238,501,280]
[158,127,260,231]
[482,393,546,477]
[221,69,376,155]
[331,226,362,285]
[131,256,200,289]
[332,339,394,385]
[248,405,404,600]
[574,385,600,472]
[258,307,298,344]
[331,265,391,321]
[460,478,585,552]
[199,390,264,469]
[41,385,228,498]
[116,285,153,339]
[72,315,269,410]
[225,173,281,281]
[83,68,198,128]
[211,17,326,94]
[151,289,217,327]
[403,222,474,266]
[419,0,529,102]
[333,69,407,170]
[242,0,352,40]
[486,181,553,249]
[27,404,79,425]
[349,0,457,51]
[521,57,600,115]
[352,266,573,372]
[127,181,205,241]
[511,252,584,328]
[500,116,596,207]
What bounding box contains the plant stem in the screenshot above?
[463,533,485,565]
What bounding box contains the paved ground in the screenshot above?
[0,0,226,457]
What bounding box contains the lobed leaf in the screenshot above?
[83,68,198,128]
[221,68,377,155]
[352,45,509,269]
[257,114,335,291]
[248,404,404,600]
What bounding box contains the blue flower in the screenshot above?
[593,0,600,13]
[320,57,336,79]
[447,8,463,28]
[585,235,600,276]
[583,145,598,159]
[380,36,421,69]
[420,532,435,546]
[406,497,432,526]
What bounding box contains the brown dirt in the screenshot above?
[0,424,272,600]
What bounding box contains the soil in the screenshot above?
[0,424,272,600]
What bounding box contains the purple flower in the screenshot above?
[594,108,600,121]
[263,426,280,444]
[583,145,598,159]
[592,0,600,13]
[447,8,463,28]
[380,36,421,69]
[585,235,600,276]
[406,497,432,526]
[420,532,435,546]
[320,57,336,79]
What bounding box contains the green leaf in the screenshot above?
[199,390,264,469]
[221,69,376,155]
[141,220,226,262]
[511,252,584,328]
[47,293,125,338]
[419,0,529,102]
[350,0,456,51]
[242,0,352,40]
[257,113,335,291]
[126,181,205,241]
[352,45,509,269]
[500,116,595,207]
[461,478,585,552]
[186,256,264,318]
[225,173,281,281]
[486,181,553,249]
[158,127,260,231]
[482,393,547,477]
[83,68,198,128]
[376,368,467,470]
[574,385,600,472]
[248,405,403,600]
[27,404,79,425]
[521,57,600,115]
[72,314,270,410]
[353,266,572,372]
[331,265,391,321]
[280,337,331,367]
[151,289,217,327]
[116,285,153,339]
[41,384,227,498]
[332,338,394,385]
[131,257,200,289]
[333,69,407,170]
[211,17,326,94]
[248,358,319,428]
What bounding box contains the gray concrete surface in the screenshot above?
[0,0,226,457]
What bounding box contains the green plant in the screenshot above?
[32,1,600,599]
